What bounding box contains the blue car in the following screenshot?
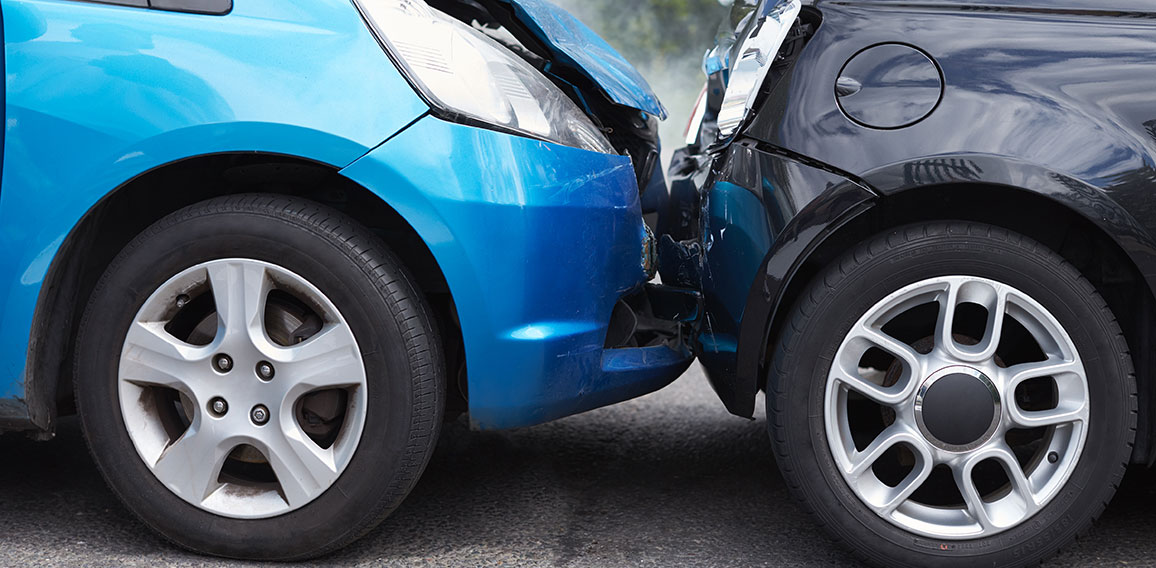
[0,0,692,558]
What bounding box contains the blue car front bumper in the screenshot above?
[341,116,693,429]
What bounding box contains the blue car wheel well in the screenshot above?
[27,152,467,432]
[749,182,1154,457]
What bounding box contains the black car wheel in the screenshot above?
[770,221,1135,567]
[75,194,444,560]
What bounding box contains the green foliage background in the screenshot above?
[555,0,721,70]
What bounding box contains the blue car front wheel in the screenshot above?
[74,194,445,560]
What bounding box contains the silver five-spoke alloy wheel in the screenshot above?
[119,258,368,518]
[826,275,1089,539]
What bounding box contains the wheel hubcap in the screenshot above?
[825,276,1089,539]
[118,259,368,519]
[914,367,1000,452]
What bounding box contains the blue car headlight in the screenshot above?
[355,0,616,154]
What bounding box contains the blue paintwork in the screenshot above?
[500,0,667,120]
[701,181,773,342]
[697,180,771,377]
[342,116,690,429]
[0,0,427,403]
[0,0,686,430]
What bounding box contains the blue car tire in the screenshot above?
[74,194,444,560]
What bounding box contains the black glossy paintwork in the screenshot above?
[829,0,1156,12]
[750,0,1156,285]
[835,43,942,129]
[725,147,875,417]
[683,0,1156,425]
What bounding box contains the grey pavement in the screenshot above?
[2,364,1154,567]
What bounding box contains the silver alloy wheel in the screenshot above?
[118,259,368,519]
[825,276,1089,539]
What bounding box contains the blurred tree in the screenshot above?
[555,0,723,72]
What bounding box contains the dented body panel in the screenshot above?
[1,0,689,434]
[428,0,665,190]
[666,0,1156,427]
[342,116,691,429]
[662,142,872,415]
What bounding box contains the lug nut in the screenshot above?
[213,354,233,373]
[256,361,275,381]
[250,405,270,426]
[209,397,228,417]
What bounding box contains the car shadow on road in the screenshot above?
[331,398,855,567]
[2,372,1156,567]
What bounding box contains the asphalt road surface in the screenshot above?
[3,364,1156,567]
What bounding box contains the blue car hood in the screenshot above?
[497,0,668,120]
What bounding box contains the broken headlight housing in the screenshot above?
[713,0,801,140]
[354,0,616,154]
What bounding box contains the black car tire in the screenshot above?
[769,221,1136,567]
[75,194,444,560]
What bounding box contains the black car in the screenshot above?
[661,0,1156,565]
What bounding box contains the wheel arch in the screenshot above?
[748,169,1156,463]
[24,152,465,433]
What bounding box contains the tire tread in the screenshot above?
[767,221,1137,568]
[75,194,445,561]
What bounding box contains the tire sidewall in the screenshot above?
[77,199,440,559]
[776,225,1133,566]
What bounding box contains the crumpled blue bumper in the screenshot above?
[341,117,691,429]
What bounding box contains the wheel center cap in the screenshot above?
[914,366,1001,452]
